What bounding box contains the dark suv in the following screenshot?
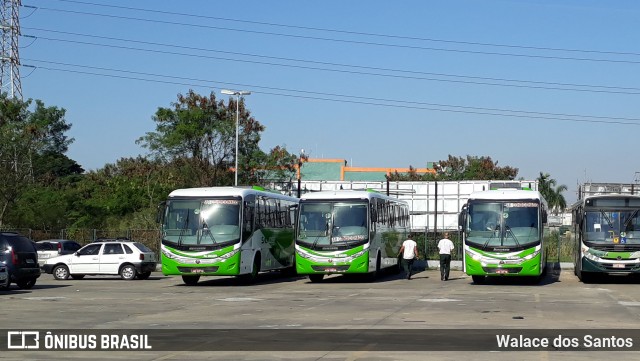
[0,232,40,289]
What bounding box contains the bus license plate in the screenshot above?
[192,268,204,273]
[613,264,625,269]
[325,268,337,272]
[495,269,508,274]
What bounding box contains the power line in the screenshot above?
[24,4,640,65]
[41,0,640,58]
[23,29,640,96]
[23,59,640,126]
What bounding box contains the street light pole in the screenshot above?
[221,89,251,186]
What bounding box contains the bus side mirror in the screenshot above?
[542,211,548,224]
[458,205,467,229]
[156,201,166,224]
[574,211,583,226]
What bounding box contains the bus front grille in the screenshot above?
[311,265,350,272]
[482,267,523,274]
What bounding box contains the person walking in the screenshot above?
[398,234,418,280]
[437,232,455,281]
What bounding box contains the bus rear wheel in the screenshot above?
[309,274,324,283]
[367,253,381,282]
[182,275,200,286]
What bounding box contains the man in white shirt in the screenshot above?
[398,235,418,280]
[437,232,455,281]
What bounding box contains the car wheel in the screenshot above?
[182,275,200,286]
[0,271,10,290]
[119,264,137,280]
[16,278,36,289]
[136,271,151,280]
[53,265,70,280]
[70,275,85,280]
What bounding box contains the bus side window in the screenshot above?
[243,203,254,241]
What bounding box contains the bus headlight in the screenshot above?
[465,250,482,261]
[162,248,176,259]
[350,250,367,259]
[219,249,239,260]
[522,250,540,260]
[583,251,599,261]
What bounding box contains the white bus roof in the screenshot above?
[168,186,298,201]
[301,190,407,204]
[468,189,545,202]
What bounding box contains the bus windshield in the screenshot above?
[466,201,540,250]
[583,209,640,245]
[297,202,369,250]
[163,198,241,247]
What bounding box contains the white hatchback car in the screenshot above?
[42,240,157,280]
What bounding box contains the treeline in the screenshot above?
[0,90,567,231]
[0,90,299,230]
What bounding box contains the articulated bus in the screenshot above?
[572,194,640,282]
[158,186,298,285]
[459,189,548,284]
[295,190,409,282]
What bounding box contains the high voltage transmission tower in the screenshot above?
[0,0,21,99]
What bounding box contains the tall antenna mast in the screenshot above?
[1,0,22,99]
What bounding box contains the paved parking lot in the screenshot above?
[2,266,640,360]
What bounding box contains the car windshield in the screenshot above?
[465,201,541,250]
[35,242,56,251]
[133,242,153,252]
[4,236,36,252]
[583,209,640,245]
[297,201,369,250]
[163,198,241,247]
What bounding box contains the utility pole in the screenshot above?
[0,0,22,99]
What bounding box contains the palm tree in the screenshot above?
[537,172,567,215]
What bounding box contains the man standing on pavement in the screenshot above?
[398,234,418,280]
[437,232,455,281]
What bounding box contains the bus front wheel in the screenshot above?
[182,275,200,286]
[309,274,324,283]
[472,275,485,284]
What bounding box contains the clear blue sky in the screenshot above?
[20,0,640,204]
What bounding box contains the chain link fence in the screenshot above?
[0,228,161,254]
[410,227,575,263]
[3,227,574,264]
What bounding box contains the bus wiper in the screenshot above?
[311,220,330,249]
[178,211,190,246]
[505,226,521,247]
[483,226,499,249]
[624,209,639,231]
[200,219,216,245]
[599,210,614,229]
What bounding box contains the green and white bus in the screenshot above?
[572,194,640,282]
[295,190,409,282]
[158,186,298,285]
[459,189,548,284]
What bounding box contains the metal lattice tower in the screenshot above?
[0,0,21,99]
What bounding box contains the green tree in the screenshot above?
[388,155,518,181]
[137,90,299,187]
[0,94,75,226]
[537,172,568,215]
